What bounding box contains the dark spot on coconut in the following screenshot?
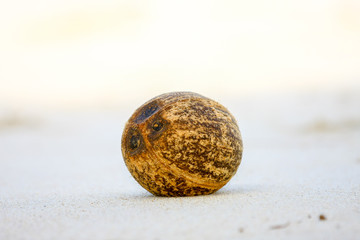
[152,121,163,131]
[135,102,159,124]
[126,128,144,156]
[148,118,168,141]
[130,135,140,150]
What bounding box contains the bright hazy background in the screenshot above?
[1,0,360,108]
[1,2,360,239]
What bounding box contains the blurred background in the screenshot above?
[0,0,360,109]
[1,1,360,239]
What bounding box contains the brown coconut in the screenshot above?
[121,92,243,197]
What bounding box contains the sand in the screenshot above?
[1,90,360,240]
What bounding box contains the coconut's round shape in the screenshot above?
[121,92,243,197]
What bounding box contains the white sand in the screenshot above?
[1,91,360,240]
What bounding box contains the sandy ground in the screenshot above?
[0,90,360,240]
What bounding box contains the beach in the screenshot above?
[1,90,359,239]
